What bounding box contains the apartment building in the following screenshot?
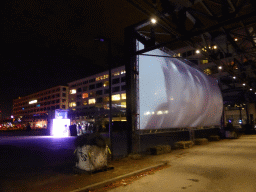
[13,85,69,128]
[68,66,127,129]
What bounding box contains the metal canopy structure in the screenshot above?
[124,0,256,153]
[125,0,256,91]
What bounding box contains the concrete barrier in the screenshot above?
[209,135,220,141]
[148,145,171,155]
[194,138,209,145]
[174,141,193,149]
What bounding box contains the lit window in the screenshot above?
[121,93,126,100]
[103,81,109,87]
[104,104,109,110]
[204,68,212,75]
[104,97,109,102]
[112,94,120,101]
[69,102,76,107]
[83,101,88,105]
[200,60,208,64]
[121,70,126,74]
[104,74,109,79]
[82,93,88,99]
[121,102,126,108]
[70,89,76,94]
[29,100,37,104]
[113,72,120,76]
[88,98,96,104]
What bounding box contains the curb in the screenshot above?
[70,161,168,192]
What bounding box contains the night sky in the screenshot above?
[1,0,146,117]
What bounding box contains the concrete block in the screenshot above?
[175,141,193,149]
[194,138,209,145]
[149,145,171,155]
[209,135,220,141]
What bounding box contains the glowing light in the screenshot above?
[195,50,200,54]
[88,98,96,104]
[243,83,246,86]
[218,66,222,70]
[29,100,38,104]
[213,45,217,49]
[144,111,151,115]
[70,89,76,94]
[121,93,126,100]
[151,18,157,24]
[112,94,120,101]
[234,38,238,41]
[233,76,236,79]
[250,88,252,91]
[52,119,70,137]
[82,93,88,99]
[157,111,163,115]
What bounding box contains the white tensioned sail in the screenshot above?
[139,44,223,130]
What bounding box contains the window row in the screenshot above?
[20,105,66,113]
[70,77,126,94]
[71,85,126,96]
[69,93,126,107]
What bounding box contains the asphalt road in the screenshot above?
[108,135,256,192]
[0,136,77,178]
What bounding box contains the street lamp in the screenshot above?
[94,37,112,159]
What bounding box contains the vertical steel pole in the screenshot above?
[108,39,113,160]
[125,26,138,154]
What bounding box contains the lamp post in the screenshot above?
[94,37,112,159]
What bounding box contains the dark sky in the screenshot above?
[1,0,146,118]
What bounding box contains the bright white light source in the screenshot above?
[218,66,222,70]
[144,111,151,115]
[29,100,38,104]
[243,83,246,86]
[234,38,238,41]
[233,76,236,79]
[151,18,157,24]
[196,50,200,54]
[52,119,70,137]
[213,45,217,49]
[70,89,76,94]
[250,88,252,91]
[157,111,163,115]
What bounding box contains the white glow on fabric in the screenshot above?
[52,119,70,137]
[139,42,223,129]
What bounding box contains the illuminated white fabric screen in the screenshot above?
[139,43,223,129]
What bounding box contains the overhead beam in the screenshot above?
[135,11,256,55]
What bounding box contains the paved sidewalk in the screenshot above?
[1,145,187,192]
[1,136,247,192]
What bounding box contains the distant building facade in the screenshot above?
[12,66,127,130]
[68,66,127,131]
[13,85,69,128]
